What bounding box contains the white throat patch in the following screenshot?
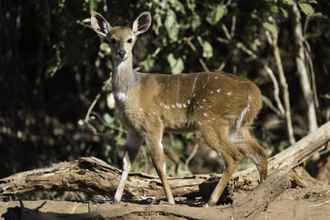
[114,91,128,102]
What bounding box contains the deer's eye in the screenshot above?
[109,38,116,45]
[127,38,133,43]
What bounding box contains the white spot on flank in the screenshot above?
[203,113,208,117]
[171,104,176,108]
[216,89,221,93]
[182,103,187,108]
[202,99,206,102]
[227,92,232,96]
[197,121,202,125]
[164,105,169,110]
[176,103,182,108]
[214,76,219,79]
[210,91,214,94]
[139,108,143,111]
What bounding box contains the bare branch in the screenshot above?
[291,3,318,132]
[263,65,285,116]
[268,30,296,144]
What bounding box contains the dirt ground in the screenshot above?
[1,185,330,220]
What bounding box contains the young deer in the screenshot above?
[90,11,268,206]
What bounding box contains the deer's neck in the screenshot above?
[112,56,138,102]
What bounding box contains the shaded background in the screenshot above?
[0,0,330,182]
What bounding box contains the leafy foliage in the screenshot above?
[1,0,330,183]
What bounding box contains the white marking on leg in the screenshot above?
[114,154,130,202]
[236,103,250,129]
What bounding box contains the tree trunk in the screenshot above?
[291,3,318,132]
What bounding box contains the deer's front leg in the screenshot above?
[145,122,175,204]
[114,130,143,203]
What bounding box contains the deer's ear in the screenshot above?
[132,12,151,35]
[91,11,111,38]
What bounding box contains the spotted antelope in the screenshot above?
[90,11,268,206]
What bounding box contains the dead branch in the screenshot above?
[266,28,296,145]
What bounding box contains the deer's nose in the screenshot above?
[117,49,126,59]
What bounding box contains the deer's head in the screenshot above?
[91,11,151,64]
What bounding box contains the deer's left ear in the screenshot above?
[132,12,152,35]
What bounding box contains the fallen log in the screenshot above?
[1,121,329,202]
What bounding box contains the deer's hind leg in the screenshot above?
[240,127,268,182]
[199,123,243,206]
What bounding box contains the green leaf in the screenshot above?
[207,4,226,25]
[167,53,184,74]
[280,7,289,18]
[282,0,294,5]
[104,113,114,124]
[298,3,315,16]
[191,13,201,30]
[168,0,186,14]
[198,37,213,59]
[141,55,155,72]
[165,11,179,41]
[263,22,277,35]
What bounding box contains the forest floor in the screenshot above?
[1,179,330,220]
[0,166,330,220]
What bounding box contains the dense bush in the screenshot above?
[1,0,329,178]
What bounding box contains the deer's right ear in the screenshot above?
[90,11,111,38]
